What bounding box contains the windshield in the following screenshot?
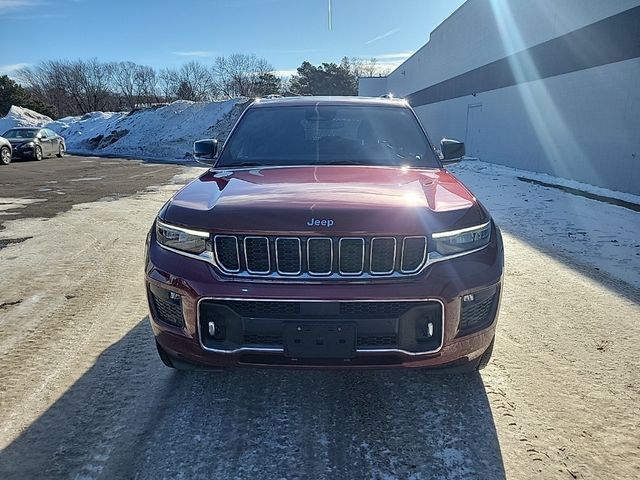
[3,129,38,139]
[216,105,440,168]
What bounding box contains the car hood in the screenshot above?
[161,166,488,236]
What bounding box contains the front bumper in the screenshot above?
[145,226,504,369]
[11,145,37,158]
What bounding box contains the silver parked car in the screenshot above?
[0,136,11,165]
[1,127,65,162]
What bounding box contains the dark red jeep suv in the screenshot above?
[145,96,503,371]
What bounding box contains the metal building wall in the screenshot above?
[358,0,640,195]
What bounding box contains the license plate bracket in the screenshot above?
[283,322,356,358]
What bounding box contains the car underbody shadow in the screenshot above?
[0,318,505,480]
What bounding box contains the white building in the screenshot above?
[359,0,640,196]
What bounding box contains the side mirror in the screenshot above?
[440,138,465,165]
[193,139,218,165]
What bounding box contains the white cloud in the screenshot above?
[0,63,30,77]
[374,51,414,60]
[365,28,400,45]
[171,51,212,57]
[0,0,39,15]
[351,51,414,75]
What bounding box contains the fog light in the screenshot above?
[208,321,216,337]
[169,291,181,301]
[463,294,475,302]
[425,322,433,338]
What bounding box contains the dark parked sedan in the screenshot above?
[0,136,11,165]
[2,127,65,161]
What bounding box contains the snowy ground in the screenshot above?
[450,160,640,289]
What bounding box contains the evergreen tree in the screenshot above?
[254,72,282,97]
[0,75,55,118]
[289,60,357,96]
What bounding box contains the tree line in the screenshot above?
[3,54,389,119]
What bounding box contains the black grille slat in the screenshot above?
[211,300,422,319]
[402,237,427,272]
[244,334,283,345]
[215,236,240,272]
[150,294,184,326]
[460,294,496,333]
[219,301,302,318]
[357,335,397,346]
[339,238,364,274]
[339,302,420,317]
[244,237,270,273]
[307,238,333,274]
[370,238,396,274]
[276,238,301,274]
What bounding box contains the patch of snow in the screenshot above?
[450,161,640,288]
[459,159,640,205]
[0,106,53,133]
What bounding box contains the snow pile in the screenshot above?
[450,160,640,288]
[0,106,53,133]
[1,99,249,161]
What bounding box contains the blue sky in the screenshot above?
[0,0,465,77]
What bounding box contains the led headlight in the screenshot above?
[19,142,35,149]
[156,220,209,255]
[431,221,491,257]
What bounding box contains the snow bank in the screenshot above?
[0,106,53,133]
[451,160,640,288]
[1,99,248,162]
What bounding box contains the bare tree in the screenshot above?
[19,58,115,115]
[157,68,176,103]
[134,65,159,105]
[159,61,214,102]
[111,62,160,109]
[110,61,138,110]
[213,53,276,98]
[72,58,113,112]
[16,54,283,118]
[18,61,70,116]
[347,57,389,78]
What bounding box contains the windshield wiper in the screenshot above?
[216,162,265,168]
[316,160,372,166]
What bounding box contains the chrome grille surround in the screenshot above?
[275,237,302,275]
[213,235,241,273]
[400,236,428,274]
[243,236,271,274]
[370,237,397,275]
[307,237,333,276]
[210,235,428,280]
[338,238,365,275]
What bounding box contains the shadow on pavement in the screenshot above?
[0,319,505,480]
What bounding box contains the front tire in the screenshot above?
[0,146,10,165]
[34,146,43,161]
[57,144,65,157]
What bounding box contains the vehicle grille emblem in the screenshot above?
[307,218,334,227]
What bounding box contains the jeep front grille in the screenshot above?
[213,235,427,279]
